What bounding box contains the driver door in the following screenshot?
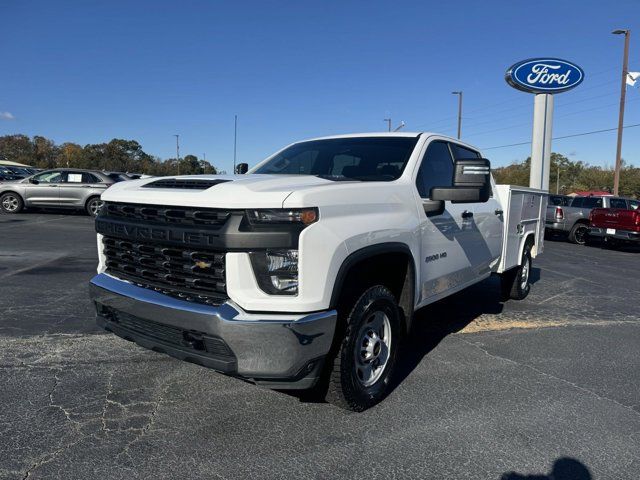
[24,171,64,207]
[414,140,478,306]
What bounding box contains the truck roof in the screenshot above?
[300,132,481,151]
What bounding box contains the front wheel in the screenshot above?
[1,192,24,214]
[325,285,402,411]
[85,197,103,217]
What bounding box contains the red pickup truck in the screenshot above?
[589,198,640,244]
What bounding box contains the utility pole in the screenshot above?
[612,29,630,196]
[384,118,391,132]
[452,91,463,139]
[233,115,238,174]
[174,134,180,175]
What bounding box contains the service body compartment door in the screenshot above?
[495,185,546,272]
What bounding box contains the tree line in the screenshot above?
[492,153,639,198]
[2,135,638,196]
[0,134,219,176]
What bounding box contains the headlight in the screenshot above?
[250,249,299,295]
[246,208,318,225]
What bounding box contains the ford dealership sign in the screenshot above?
[506,58,584,94]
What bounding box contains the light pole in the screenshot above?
[612,29,630,196]
[383,118,391,132]
[452,91,463,139]
[174,134,180,174]
[233,115,238,174]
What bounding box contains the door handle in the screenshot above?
[462,210,473,219]
[48,185,59,187]
[494,209,503,215]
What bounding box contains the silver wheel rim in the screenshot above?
[89,199,103,216]
[2,195,19,212]
[520,257,530,291]
[354,310,392,387]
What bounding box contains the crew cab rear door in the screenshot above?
[413,139,483,306]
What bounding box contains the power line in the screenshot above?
[482,123,640,150]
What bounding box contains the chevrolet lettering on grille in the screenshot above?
[96,218,220,247]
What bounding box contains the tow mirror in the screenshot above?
[430,158,491,203]
[235,163,248,174]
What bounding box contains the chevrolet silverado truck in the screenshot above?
[89,133,546,411]
[544,195,633,245]
[589,199,640,245]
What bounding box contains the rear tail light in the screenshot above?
[634,212,640,226]
[555,206,564,220]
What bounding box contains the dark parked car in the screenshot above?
[548,194,571,206]
[0,168,116,216]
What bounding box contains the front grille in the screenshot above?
[103,236,227,305]
[102,202,231,227]
[142,178,231,190]
[101,307,235,358]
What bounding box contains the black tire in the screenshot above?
[568,223,589,245]
[85,196,103,217]
[0,192,24,214]
[501,244,532,301]
[325,285,402,411]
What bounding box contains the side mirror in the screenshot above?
[430,158,491,203]
[235,163,248,174]
[29,178,39,184]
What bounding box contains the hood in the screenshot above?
[100,174,347,209]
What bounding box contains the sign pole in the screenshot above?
[505,58,583,192]
[529,93,554,190]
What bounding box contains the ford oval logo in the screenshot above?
[506,58,584,94]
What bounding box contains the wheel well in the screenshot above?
[574,219,589,226]
[85,195,100,207]
[330,244,415,333]
[0,190,23,201]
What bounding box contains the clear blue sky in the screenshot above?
[1,0,639,172]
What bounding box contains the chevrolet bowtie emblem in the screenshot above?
[194,260,212,269]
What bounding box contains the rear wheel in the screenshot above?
[85,197,103,217]
[325,285,401,411]
[568,223,589,245]
[1,193,24,214]
[501,244,532,301]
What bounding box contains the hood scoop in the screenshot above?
[143,178,231,190]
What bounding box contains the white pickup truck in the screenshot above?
[89,132,546,411]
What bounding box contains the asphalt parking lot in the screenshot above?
[1,211,639,480]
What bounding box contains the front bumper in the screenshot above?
[89,273,337,389]
[589,227,640,242]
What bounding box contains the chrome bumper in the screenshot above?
[589,227,640,242]
[89,273,337,389]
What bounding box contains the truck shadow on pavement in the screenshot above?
[500,457,591,480]
[389,273,506,393]
[291,270,541,405]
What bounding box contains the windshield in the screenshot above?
[252,137,419,181]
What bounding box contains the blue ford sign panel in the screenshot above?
[506,58,584,94]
